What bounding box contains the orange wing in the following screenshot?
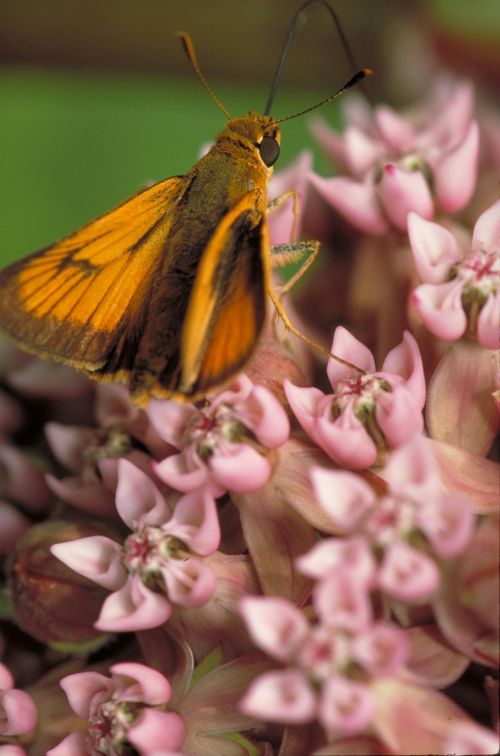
[0,177,187,370]
[178,191,270,396]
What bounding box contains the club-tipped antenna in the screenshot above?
[177,32,232,120]
[264,0,365,117]
[275,67,372,123]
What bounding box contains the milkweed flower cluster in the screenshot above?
[0,61,498,756]
[309,79,479,233]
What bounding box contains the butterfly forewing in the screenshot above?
[0,177,187,369]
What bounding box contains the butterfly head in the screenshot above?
[220,114,281,168]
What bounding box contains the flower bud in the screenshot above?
[7,519,113,650]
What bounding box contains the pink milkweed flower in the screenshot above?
[239,595,408,736]
[51,459,219,632]
[284,327,426,469]
[408,200,500,348]
[44,420,154,517]
[308,435,475,603]
[309,79,479,233]
[150,375,290,496]
[0,662,37,737]
[47,662,185,756]
[94,384,172,459]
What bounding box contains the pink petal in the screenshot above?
[375,387,424,448]
[381,331,426,405]
[297,536,376,587]
[44,422,96,472]
[128,708,186,752]
[311,467,376,531]
[59,670,111,719]
[381,434,440,499]
[309,174,388,234]
[46,732,88,756]
[45,474,116,517]
[477,290,500,349]
[314,412,378,470]
[377,542,440,601]
[446,722,500,755]
[0,689,37,735]
[343,125,385,177]
[327,326,376,386]
[147,400,196,448]
[165,489,220,555]
[375,106,415,153]
[411,280,467,340]
[161,557,216,609]
[233,384,290,448]
[208,442,272,493]
[352,623,409,676]
[319,677,373,735]
[153,450,211,494]
[377,164,433,232]
[209,374,253,409]
[309,115,349,167]
[407,212,462,284]
[471,198,500,249]
[283,380,324,438]
[95,576,172,632]
[110,663,171,705]
[434,121,479,213]
[418,493,474,558]
[429,79,474,148]
[314,572,372,631]
[239,596,309,662]
[240,670,317,724]
[51,536,126,590]
[115,459,170,528]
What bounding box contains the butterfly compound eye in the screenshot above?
[259,136,280,167]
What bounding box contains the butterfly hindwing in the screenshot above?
[178,190,270,396]
[0,177,187,369]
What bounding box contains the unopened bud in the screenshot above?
[8,519,112,650]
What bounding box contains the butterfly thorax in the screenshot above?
[206,114,281,212]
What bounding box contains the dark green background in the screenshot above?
[0,0,498,266]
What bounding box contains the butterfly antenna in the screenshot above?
[276,67,372,123]
[177,32,232,120]
[264,0,371,118]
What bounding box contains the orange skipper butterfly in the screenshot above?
[0,13,370,404]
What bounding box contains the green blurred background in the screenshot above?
[0,0,498,266]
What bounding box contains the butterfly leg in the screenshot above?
[268,283,363,372]
[270,240,320,297]
[266,189,300,242]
